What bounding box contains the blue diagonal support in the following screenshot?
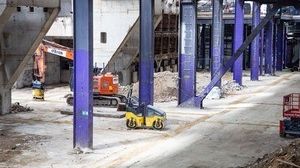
[73,0,94,149]
[178,0,197,106]
[193,5,280,108]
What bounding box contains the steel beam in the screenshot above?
[283,27,287,68]
[276,22,284,71]
[265,5,274,75]
[233,0,244,85]
[73,0,93,150]
[273,22,277,74]
[211,0,223,87]
[178,0,197,106]
[251,2,260,80]
[260,29,265,76]
[194,5,280,108]
[201,24,206,69]
[139,0,154,107]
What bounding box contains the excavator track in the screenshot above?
[66,94,127,108]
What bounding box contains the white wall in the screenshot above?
[93,0,139,68]
[47,0,140,68]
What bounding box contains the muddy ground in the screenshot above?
[243,140,300,168]
[0,123,48,166]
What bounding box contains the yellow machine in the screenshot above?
[124,91,166,130]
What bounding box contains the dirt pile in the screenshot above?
[119,71,178,102]
[243,140,300,168]
[10,102,33,113]
[119,71,243,102]
[222,80,244,96]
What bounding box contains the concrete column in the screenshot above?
[73,0,94,150]
[265,5,274,75]
[211,0,223,87]
[121,69,132,85]
[178,0,197,105]
[233,0,244,85]
[0,88,11,115]
[0,66,10,115]
[251,2,260,81]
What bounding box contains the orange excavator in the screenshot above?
[33,40,126,107]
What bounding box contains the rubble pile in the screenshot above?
[119,71,244,102]
[244,140,300,168]
[10,102,33,113]
[119,71,178,102]
[221,80,244,96]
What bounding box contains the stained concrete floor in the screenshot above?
[0,71,299,168]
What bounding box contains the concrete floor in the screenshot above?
[0,71,299,168]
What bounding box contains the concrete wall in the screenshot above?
[45,53,61,85]
[46,0,140,69]
[47,0,72,38]
[93,0,139,68]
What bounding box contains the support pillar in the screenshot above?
[265,5,274,75]
[273,21,277,74]
[260,29,265,75]
[73,0,94,150]
[139,0,154,106]
[201,24,206,69]
[250,2,260,80]
[283,26,287,68]
[0,65,10,115]
[233,0,244,85]
[276,22,284,71]
[178,0,197,106]
[211,0,223,87]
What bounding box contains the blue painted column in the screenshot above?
[178,0,197,105]
[211,0,223,87]
[276,22,284,71]
[283,25,287,68]
[265,5,274,75]
[233,0,244,85]
[201,24,206,69]
[260,29,265,75]
[73,0,93,149]
[250,2,260,81]
[273,21,277,74]
[139,0,154,107]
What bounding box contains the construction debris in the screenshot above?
[243,140,300,168]
[119,71,243,102]
[119,71,178,102]
[221,80,244,96]
[9,102,33,113]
